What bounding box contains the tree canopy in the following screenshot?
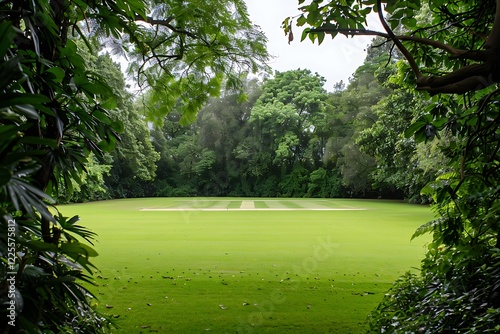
[285,0,498,95]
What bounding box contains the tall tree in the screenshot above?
[195,78,261,196]
[287,1,500,332]
[150,111,198,196]
[151,70,350,198]
[356,59,451,202]
[94,54,161,198]
[0,0,268,332]
[231,70,327,195]
[244,70,330,194]
[323,41,392,196]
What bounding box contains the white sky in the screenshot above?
[245,0,379,91]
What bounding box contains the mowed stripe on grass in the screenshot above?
[139,198,368,211]
[59,198,433,333]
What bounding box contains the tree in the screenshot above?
[148,77,261,197]
[240,69,331,195]
[58,153,113,203]
[0,0,268,332]
[322,42,392,196]
[149,108,201,196]
[356,60,452,202]
[95,54,161,198]
[134,0,269,125]
[150,69,351,198]
[285,0,498,95]
[195,77,262,196]
[286,1,500,332]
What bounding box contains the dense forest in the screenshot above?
[3,0,500,332]
[61,38,447,204]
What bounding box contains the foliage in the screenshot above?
[368,248,500,333]
[149,70,353,198]
[285,0,497,94]
[149,110,199,196]
[177,69,353,197]
[288,0,500,332]
[323,43,392,197]
[148,52,445,199]
[356,64,448,202]
[134,0,269,125]
[0,14,117,331]
[58,153,113,204]
[0,0,268,332]
[306,168,343,198]
[46,34,445,202]
[97,54,161,198]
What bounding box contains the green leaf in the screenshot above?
[110,120,124,132]
[19,137,59,147]
[297,15,307,26]
[97,138,117,151]
[404,121,426,138]
[0,21,16,57]
[100,97,117,110]
[282,17,290,33]
[22,265,47,279]
[46,67,66,82]
[0,93,50,109]
[66,215,81,226]
[317,31,325,45]
[12,105,40,119]
[412,219,443,240]
[25,240,58,252]
[402,17,417,28]
[60,241,99,258]
[301,28,311,42]
[0,56,22,91]
[92,110,112,125]
[432,117,448,130]
[306,2,320,26]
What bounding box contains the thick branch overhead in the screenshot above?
[304,0,500,95]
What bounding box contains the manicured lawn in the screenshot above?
[59,198,434,333]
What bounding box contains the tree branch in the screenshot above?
[135,15,198,39]
[376,0,422,80]
[308,2,500,95]
[313,27,489,62]
[415,61,494,93]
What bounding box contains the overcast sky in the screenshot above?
[245,0,378,91]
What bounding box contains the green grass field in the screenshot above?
[59,198,434,333]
